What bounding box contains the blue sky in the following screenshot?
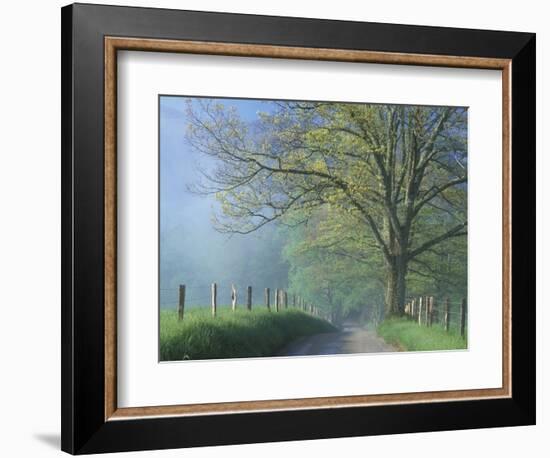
[160,96,269,234]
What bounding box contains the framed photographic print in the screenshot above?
[61,3,536,454]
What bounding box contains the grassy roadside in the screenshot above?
[160,308,336,361]
[377,318,467,352]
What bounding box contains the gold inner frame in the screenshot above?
[104,37,512,421]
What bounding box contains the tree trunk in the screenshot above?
[384,255,407,316]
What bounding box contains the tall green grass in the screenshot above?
[377,318,467,352]
[160,308,336,361]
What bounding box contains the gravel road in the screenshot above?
[278,322,398,356]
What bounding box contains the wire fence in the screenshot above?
[161,284,467,336]
[160,284,293,309]
[404,296,467,336]
[167,282,332,322]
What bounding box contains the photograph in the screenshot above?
[55,2,536,454]
[159,95,469,362]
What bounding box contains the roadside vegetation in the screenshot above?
[160,308,336,361]
[377,318,467,352]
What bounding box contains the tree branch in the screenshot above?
[409,222,467,259]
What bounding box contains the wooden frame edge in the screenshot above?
[105,37,510,69]
[104,36,512,421]
[105,38,118,420]
[502,61,512,402]
[109,388,510,420]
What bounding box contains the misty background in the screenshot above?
[160,96,289,309]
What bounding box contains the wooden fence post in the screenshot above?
[178,284,185,321]
[275,288,280,312]
[424,296,430,326]
[265,287,270,311]
[460,297,467,337]
[211,283,217,317]
[247,286,252,311]
[444,297,450,332]
[418,297,423,325]
[231,284,237,311]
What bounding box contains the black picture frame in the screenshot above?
[61,3,535,454]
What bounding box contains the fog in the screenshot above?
[160,97,290,309]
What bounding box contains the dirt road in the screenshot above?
[278,322,398,356]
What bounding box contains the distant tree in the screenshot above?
[186,100,467,317]
[283,205,385,322]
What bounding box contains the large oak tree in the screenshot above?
[185,100,467,316]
